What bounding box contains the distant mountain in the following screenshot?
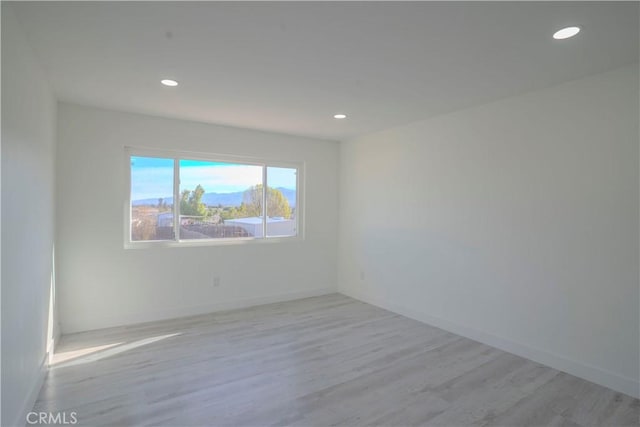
[132,187,296,208]
[132,196,175,207]
[202,192,242,207]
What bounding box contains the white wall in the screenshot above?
[56,103,339,333]
[1,5,58,426]
[338,65,639,398]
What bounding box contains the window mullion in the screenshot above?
[262,165,267,239]
[174,158,180,241]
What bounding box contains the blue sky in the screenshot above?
[131,157,296,201]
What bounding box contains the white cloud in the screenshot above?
[180,165,262,193]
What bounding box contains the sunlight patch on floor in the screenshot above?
[51,333,181,369]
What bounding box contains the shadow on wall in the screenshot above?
[47,245,58,364]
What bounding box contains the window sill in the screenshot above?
[124,235,303,249]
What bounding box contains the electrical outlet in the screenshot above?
[213,276,221,287]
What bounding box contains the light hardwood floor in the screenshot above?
[36,294,639,426]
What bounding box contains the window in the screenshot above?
[127,148,301,247]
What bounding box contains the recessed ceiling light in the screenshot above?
[161,79,178,87]
[553,26,580,40]
[333,114,347,119]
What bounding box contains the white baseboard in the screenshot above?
[11,355,48,427]
[339,288,640,399]
[62,287,336,334]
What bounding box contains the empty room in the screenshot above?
[2,1,639,426]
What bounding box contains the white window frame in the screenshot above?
[124,147,304,249]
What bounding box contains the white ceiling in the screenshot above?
[11,2,639,141]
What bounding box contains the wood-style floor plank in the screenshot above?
[35,294,639,426]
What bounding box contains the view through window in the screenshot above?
[130,156,175,241]
[129,152,299,244]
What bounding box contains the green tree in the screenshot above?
[220,206,241,221]
[242,184,292,219]
[180,185,208,217]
